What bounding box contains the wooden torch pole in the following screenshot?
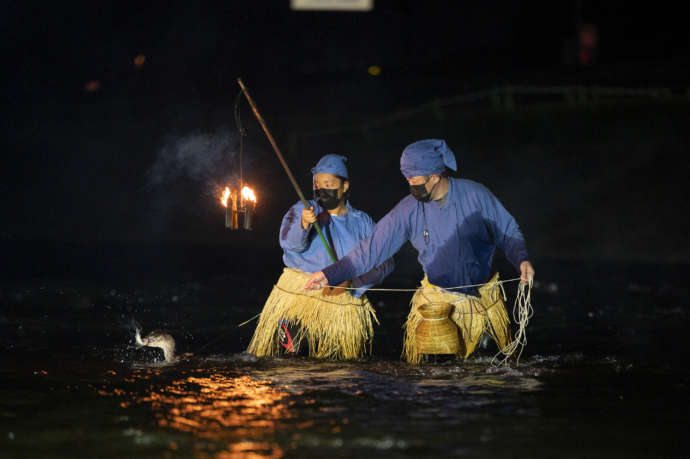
[236,78,337,263]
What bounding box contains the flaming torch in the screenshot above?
[221,187,230,228]
[240,185,257,231]
[221,187,239,230]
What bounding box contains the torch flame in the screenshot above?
[220,187,231,208]
[241,186,257,203]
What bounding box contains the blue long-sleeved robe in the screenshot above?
[280,200,394,297]
[322,178,530,296]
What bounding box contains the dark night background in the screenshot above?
[1,0,689,280]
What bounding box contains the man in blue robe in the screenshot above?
[247,154,394,360]
[305,140,535,362]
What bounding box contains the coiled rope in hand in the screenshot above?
[491,276,534,366]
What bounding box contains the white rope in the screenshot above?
[322,277,524,292]
[491,276,534,367]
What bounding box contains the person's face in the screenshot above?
[314,173,349,197]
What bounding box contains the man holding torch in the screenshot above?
[247,154,394,360]
[305,139,535,363]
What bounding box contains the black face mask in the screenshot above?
[314,188,341,210]
[410,177,440,202]
[409,183,432,202]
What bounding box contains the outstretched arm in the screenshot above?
[306,200,411,290]
[349,215,395,296]
[479,185,535,282]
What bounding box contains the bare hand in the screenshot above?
[305,271,328,291]
[520,261,535,285]
[301,206,316,229]
[322,280,352,297]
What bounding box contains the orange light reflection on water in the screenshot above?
[108,372,293,441]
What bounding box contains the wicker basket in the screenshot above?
[415,302,460,355]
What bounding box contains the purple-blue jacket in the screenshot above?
[322,178,529,296]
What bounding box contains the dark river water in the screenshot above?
[1,248,688,458]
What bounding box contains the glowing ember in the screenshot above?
[220,187,231,207]
[241,186,257,203]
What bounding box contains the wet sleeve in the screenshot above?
[479,186,530,271]
[279,201,312,253]
[323,202,410,286]
[350,215,396,297]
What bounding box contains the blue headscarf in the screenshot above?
[311,154,349,179]
[400,139,457,178]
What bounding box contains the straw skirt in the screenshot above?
[247,268,378,360]
[402,273,511,364]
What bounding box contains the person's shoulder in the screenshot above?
[347,203,382,227]
[452,178,492,197]
[342,202,365,217]
[394,194,418,210]
[452,177,484,190]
